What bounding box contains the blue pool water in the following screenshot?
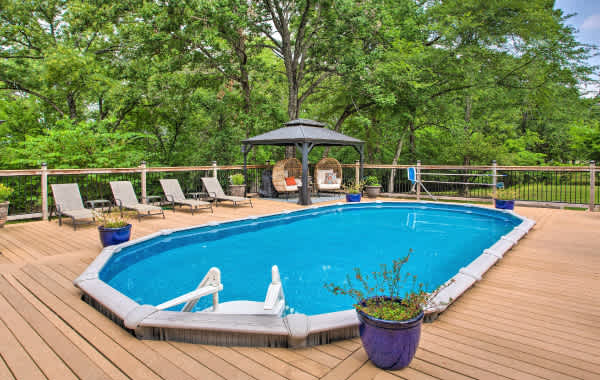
[100,203,521,315]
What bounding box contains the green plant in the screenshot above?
[365,176,380,186]
[325,252,448,321]
[343,181,363,194]
[0,184,14,202]
[495,187,517,200]
[230,173,245,186]
[96,212,129,228]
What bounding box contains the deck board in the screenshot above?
[0,199,599,379]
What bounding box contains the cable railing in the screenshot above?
[0,160,597,220]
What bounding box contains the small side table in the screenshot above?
[146,195,163,206]
[85,199,112,213]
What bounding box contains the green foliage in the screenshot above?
[365,176,380,186]
[3,120,149,168]
[0,184,14,202]
[324,253,446,321]
[343,181,363,194]
[0,0,597,170]
[96,212,129,229]
[230,173,245,185]
[495,187,518,201]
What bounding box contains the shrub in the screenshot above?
[365,176,380,186]
[230,173,245,185]
[0,184,14,202]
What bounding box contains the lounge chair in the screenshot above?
[272,158,302,198]
[201,177,253,207]
[110,181,165,221]
[50,183,96,230]
[314,158,343,194]
[159,179,213,215]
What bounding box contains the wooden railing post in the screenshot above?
[140,161,147,204]
[212,161,218,178]
[590,160,596,212]
[416,160,421,201]
[492,160,498,200]
[41,162,48,220]
[354,160,360,184]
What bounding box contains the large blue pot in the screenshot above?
[98,224,132,247]
[494,199,515,210]
[346,193,362,202]
[356,298,424,370]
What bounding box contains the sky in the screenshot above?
[555,0,600,96]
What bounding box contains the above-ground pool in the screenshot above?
[77,201,534,347]
[99,202,521,315]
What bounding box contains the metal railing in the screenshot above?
[0,160,597,220]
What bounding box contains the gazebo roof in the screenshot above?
[242,119,364,147]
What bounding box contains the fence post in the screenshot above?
[140,161,147,204]
[41,162,48,220]
[212,161,218,178]
[590,160,596,212]
[492,160,497,200]
[416,160,421,201]
[355,160,360,184]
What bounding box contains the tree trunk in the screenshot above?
[408,119,416,161]
[389,135,405,193]
[67,93,77,119]
[285,80,299,158]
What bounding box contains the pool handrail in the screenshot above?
[156,267,222,312]
[264,265,285,311]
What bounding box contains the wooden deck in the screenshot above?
[0,199,599,380]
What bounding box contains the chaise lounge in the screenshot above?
[201,177,253,207]
[50,183,96,230]
[159,179,213,215]
[110,181,165,221]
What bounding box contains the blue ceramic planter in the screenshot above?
[494,199,515,210]
[356,298,424,370]
[346,193,361,202]
[98,224,132,247]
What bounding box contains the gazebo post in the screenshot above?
[359,144,364,180]
[242,144,252,196]
[299,142,312,205]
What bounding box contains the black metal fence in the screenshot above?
[1,162,598,219]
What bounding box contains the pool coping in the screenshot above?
[74,200,535,347]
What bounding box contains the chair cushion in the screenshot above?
[294,178,302,187]
[284,185,298,191]
[317,169,334,184]
[324,173,337,184]
[319,183,341,190]
[285,177,296,186]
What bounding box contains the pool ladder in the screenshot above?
[155,266,285,315]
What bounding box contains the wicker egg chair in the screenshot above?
[314,157,343,192]
[272,158,303,194]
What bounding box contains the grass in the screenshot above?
[430,184,598,205]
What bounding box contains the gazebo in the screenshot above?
[241,119,365,205]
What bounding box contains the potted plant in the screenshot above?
[229,173,246,197]
[0,183,14,228]
[364,176,381,198]
[325,254,445,370]
[344,181,363,202]
[494,187,517,210]
[96,213,132,247]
